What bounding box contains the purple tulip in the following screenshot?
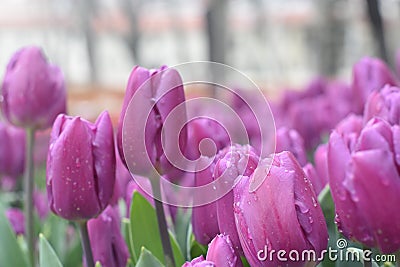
[302,163,323,195]
[46,111,115,221]
[87,206,129,267]
[1,46,66,129]
[187,118,229,160]
[110,149,134,206]
[234,152,328,266]
[328,117,400,253]
[276,127,307,166]
[190,118,230,245]
[213,145,259,254]
[364,85,400,125]
[313,144,329,192]
[280,78,326,111]
[34,190,49,220]
[0,122,25,178]
[192,159,220,245]
[182,256,215,267]
[351,57,396,113]
[206,234,243,267]
[117,65,187,178]
[5,208,25,235]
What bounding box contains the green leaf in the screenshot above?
[173,208,192,260]
[129,192,184,266]
[190,234,207,259]
[0,204,29,267]
[39,234,63,267]
[136,247,164,267]
[130,193,164,263]
[95,261,102,267]
[122,218,134,264]
[42,214,68,259]
[169,231,185,266]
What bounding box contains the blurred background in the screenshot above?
[0,0,399,118]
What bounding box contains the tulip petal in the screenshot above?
[351,150,400,253]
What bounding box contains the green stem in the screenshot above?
[78,221,94,267]
[24,128,35,266]
[150,172,175,267]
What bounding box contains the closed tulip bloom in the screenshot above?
[87,206,129,267]
[182,256,215,267]
[192,159,220,245]
[328,118,400,253]
[351,57,396,113]
[110,150,134,206]
[207,234,243,267]
[313,144,329,192]
[214,145,259,254]
[5,208,25,235]
[364,85,400,125]
[1,46,66,129]
[234,152,328,266]
[302,163,323,195]
[0,122,25,178]
[276,127,307,166]
[117,65,187,177]
[34,190,49,220]
[46,111,115,220]
[190,118,230,245]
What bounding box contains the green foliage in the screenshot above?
[129,192,184,266]
[39,234,63,267]
[0,204,29,267]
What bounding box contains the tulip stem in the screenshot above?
[151,175,175,267]
[78,221,95,267]
[24,128,35,267]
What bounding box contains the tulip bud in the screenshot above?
[5,208,25,235]
[206,234,243,267]
[110,150,134,206]
[302,163,323,195]
[117,65,187,178]
[182,256,215,267]
[276,127,307,166]
[214,145,259,254]
[313,144,329,192]
[46,111,115,220]
[34,190,49,220]
[1,46,66,129]
[0,122,25,178]
[87,206,129,267]
[364,85,400,125]
[328,118,400,253]
[234,152,328,266]
[190,118,230,245]
[352,57,396,113]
